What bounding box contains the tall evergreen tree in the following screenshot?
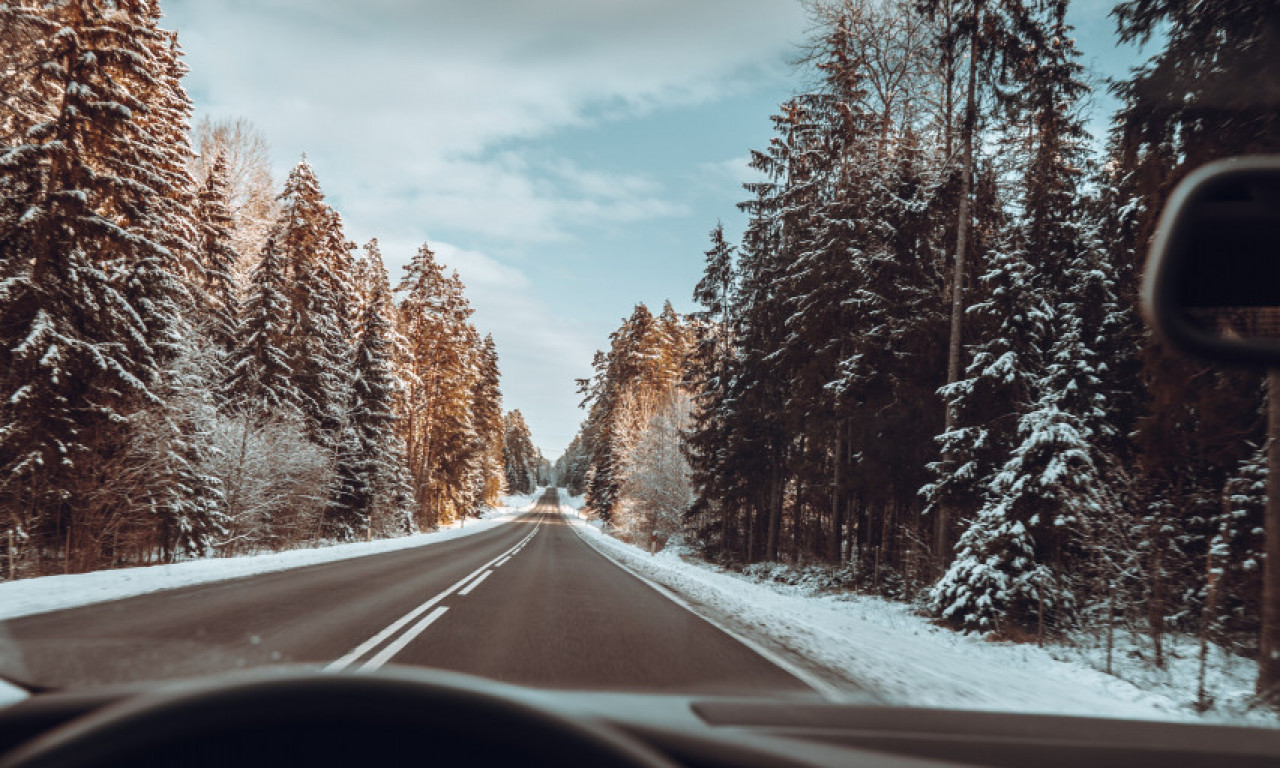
[224,237,300,417]
[1111,0,1280,695]
[397,244,482,527]
[474,335,506,506]
[0,0,196,570]
[272,158,353,449]
[194,150,241,356]
[685,224,739,556]
[331,240,412,540]
[503,410,538,495]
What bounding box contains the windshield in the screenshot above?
[1,0,1279,729]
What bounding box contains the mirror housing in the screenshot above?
[1143,156,1280,366]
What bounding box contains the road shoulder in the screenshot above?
[0,492,540,621]
[554,490,1216,722]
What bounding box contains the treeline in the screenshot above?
[0,1,509,578]
[559,302,694,549]
[502,410,546,495]
[561,0,1280,699]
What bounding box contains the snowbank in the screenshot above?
[556,490,1276,726]
[0,680,26,707]
[0,491,539,622]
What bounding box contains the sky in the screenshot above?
[163,0,1148,458]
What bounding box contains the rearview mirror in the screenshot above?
[1143,156,1280,366]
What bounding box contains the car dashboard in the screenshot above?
[0,668,1275,768]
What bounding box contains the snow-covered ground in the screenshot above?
[556,489,1278,727]
[0,680,25,707]
[0,491,539,622]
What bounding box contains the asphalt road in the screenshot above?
[0,490,813,696]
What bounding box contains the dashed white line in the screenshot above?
[327,522,539,671]
[361,606,449,671]
[458,570,491,596]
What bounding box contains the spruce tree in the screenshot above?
[685,224,739,556]
[503,410,538,495]
[0,0,196,569]
[474,335,506,506]
[272,158,353,449]
[1112,0,1280,700]
[397,244,482,526]
[927,240,1054,630]
[224,237,300,417]
[195,150,241,356]
[332,240,413,539]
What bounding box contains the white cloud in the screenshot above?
[163,0,809,453]
[169,0,803,241]
[428,241,599,456]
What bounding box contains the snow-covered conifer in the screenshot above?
[224,237,300,417]
[332,240,414,539]
[195,150,242,356]
[0,1,195,571]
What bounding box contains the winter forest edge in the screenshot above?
[553,0,1280,707]
[5,0,1280,712]
[0,2,547,579]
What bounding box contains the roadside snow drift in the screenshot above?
[556,490,1275,726]
[0,491,538,621]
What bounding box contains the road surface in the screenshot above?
[0,490,814,696]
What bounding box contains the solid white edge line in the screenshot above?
[458,570,491,596]
[556,500,851,703]
[326,521,541,672]
[360,606,450,671]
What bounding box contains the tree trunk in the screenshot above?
[829,420,845,563]
[1199,529,1221,712]
[940,0,956,160]
[1106,580,1116,676]
[936,28,979,573]
[1258,369,1280,702]
[765,457,784,561]
[1149,534,1166,669]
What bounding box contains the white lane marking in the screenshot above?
[457,570,491,596]
[558,507,850,703]
[327,523,539,671]
[492,556,512,568]
[360,606,450,671]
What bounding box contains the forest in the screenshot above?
[0,2,546,579]
[557,0,1280,703]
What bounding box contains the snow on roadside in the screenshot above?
[0,490,540,622]
[555,490,1276,726]
[0,680,26,707]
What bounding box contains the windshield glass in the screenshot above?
[1,0,1279,728]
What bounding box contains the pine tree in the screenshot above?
[1214,444,1267,645]
[194,150,241,356]
[474,335,506,506]
[577,302,692,526]
[685,224,739,556]
[272,158,353,449]
[0,1,197,571]
[131,341,229,562]
[503,410,538,495]
[711,98,821,561]
[928,6,1120,633]
[1112,0,1280,701]
[397,244,483,527]
[224,237,300,417]
[331,240,414,540]
[927,242,1055,631]
[190,117,277,272]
